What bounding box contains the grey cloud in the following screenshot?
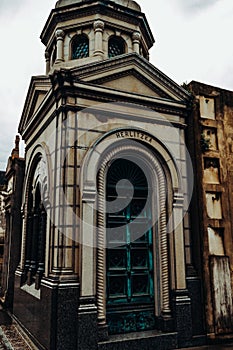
[177,0,220,13]
[0,136,13,170]
[0,0,25,14]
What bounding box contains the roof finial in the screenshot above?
[11,135,20,159]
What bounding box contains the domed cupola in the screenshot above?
[40,0,155,74]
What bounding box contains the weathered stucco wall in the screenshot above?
[188,81,233,338]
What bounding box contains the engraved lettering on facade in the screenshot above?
[114,130,152,143]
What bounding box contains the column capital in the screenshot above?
[94,20,104,32]
[132,31,141,54]
[55,29,65,40]
[55,29,65,63]
[132,31,141,42]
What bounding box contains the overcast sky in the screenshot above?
[0,0,233,169]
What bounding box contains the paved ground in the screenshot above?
[0,307,232,350]
[2,333,232,350]
[1,327,233,350]
[0,307,37,350]
[180,344,233,350]
[0,324,36,350]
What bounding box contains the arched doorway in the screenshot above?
[79,129,188,342]
[105,157,156,334]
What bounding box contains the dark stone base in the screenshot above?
[186,276,205,336]
[98,330,177,350]
[77,297,98,350]
[98,324,109,341]
[172,289,193,348]
[56,283,79,350]
[156,314,174,332]
[191,335,207,347]
[13,272,79,350]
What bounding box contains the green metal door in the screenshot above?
[106,158,155,334]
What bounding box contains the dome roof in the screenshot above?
[55,0,141,12]
[111,0,141,11]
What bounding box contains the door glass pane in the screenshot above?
[106,158,155,334]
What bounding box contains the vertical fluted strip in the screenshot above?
[158,170,171,314]
[97,165,106,325]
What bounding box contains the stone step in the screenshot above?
[98,330,178,350]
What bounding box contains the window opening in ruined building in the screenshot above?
[206,192,222,219]
[208,227,224,256]
[204,158,220,184]
[199,96,215,119]
[105,158,155,334]
[108,36,125,58]
[202,128,218,150]
[72,34,89,59]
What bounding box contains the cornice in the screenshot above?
[50,70,188,117]
[90,69,171,100]
[21,67,189,143]
[41,1,154,49]
[69,53,191,102]
[19,88,55,139]
[19,76,51,134]
[20,53,192,141]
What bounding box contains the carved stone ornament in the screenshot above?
[55,29,65,40]
[94,20,105,32]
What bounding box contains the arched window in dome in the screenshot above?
[71,34,89,59]
[108,36,126,58]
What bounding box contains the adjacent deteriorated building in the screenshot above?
[0,137,25,310]
[0,171,7,283]
[187,81,233,339]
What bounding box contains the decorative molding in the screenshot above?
[132,31,141,41]
[96,143,171,327]
[70,53,191,102]
[18,76,51,134]
[55,29,65,40]
[90,69,171,100]
[41,3,154,49]
[94,20,104,32]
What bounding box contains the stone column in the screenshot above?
[55,29,65,63]
[172,193,192,347]
[93,20,104,57]
[45,51,50,74]
[173,193,186,290]
[132,31,141,54]
[80,186,96,297]
[78,186,98,349]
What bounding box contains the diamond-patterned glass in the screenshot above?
[108,37,125,58]
[72,35,89,59]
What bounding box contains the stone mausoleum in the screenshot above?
[0,0,233,349]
